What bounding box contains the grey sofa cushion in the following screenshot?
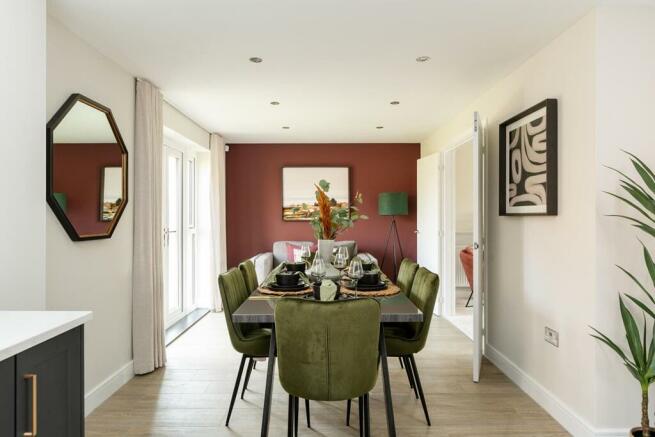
[272,240,358,266]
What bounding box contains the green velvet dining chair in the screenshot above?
[239,259,259,294]
[218,268,272,426]
[384,267,439,426]
[275,298,381,437]
[396,258,419,295]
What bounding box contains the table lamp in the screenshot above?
[378,192,408,280]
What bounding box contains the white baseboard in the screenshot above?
[85,360,134,416]
[484,344,627,437]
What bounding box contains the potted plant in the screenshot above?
[592,152,655,437]
[294,179,367,260]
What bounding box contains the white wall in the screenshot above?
[454,141,473,234]
[422,12,598,433]
[46,16,134,405]
[594,3,655,431]
[0,0,46,309]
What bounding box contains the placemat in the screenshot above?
[257,286,313,297]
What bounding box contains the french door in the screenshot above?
[163,145,198,327]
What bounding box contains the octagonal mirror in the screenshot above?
[47,94,128,241]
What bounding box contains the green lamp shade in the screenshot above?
[378,192,408,216]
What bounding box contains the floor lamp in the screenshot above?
[379,192,408,281]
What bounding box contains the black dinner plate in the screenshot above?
[267,282,309,292]
[343,281,387,292]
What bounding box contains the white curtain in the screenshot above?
[209,133,228,311]
[132,79,166,374]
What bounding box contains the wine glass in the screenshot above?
[337,246,349,263]
[348,258,364,298]
[333,251,348,278]
[311,257,326,284]
[300,242,312,267]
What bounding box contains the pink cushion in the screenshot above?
[285,242,317,262]
[459,246,474,289]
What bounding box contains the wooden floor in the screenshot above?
[86,313,569,436]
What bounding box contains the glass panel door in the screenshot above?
[164,146,184,325]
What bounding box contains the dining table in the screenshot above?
[232,284,424,437]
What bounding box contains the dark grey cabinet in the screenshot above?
[0,357,15,436]
[0,326,84,437]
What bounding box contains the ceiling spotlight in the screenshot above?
[282,126,290,130]
[376,126,384,130]
[249,57,263,63]
[415,56,431,63]
[390,101,400,105]
[270,101,280,105]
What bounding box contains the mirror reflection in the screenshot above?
[48,95,127,240]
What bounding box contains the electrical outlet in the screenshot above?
[545,327,559,347]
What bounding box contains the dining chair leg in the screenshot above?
[226,354,247,426]
[403,356,418,399]
[305,398,311,428]
[364,394,371,437]
[409,354,431,426]
[253,360,257,370]
[346,399,351,426]
[294,396,299,437]
[399,357,404,369]
[358,396,364,437]
[287,395,294,437]
[241,357,255,399]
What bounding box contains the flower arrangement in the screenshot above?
[294,179,367,240]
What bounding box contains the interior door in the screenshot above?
[472,112,486,382]
[417,152,442,316]
[164,146,184,325]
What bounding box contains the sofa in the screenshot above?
[250,240,377,283]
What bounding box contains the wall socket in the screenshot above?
[545,327,559,347]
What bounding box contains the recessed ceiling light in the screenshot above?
[415,56,430,63]
[390,101,400,105]
[270,101,280,105]
[282,126,290,130]
[249,57,263,63]
[376,126,384,130]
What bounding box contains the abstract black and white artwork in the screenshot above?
[499,99,558,216]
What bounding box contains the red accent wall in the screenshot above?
[226,143,420,275]
[53,143,122,235]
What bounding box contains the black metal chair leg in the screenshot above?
[465,288,473,307]
[404,356,418,399]
[358,396,364,437]
[346,399,351,426]
[364,394,371,437]
[399,357,404,369]
[253,360,257,369]
[287,395,294,437]
[294,396,299,437]
[240,357,255,399]
[305,398,311,428]
[409,354,431,426]
[226,354,247,426]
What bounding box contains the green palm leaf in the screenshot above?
[620,296,645,369]
[617,265,655,306]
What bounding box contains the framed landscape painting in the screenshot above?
[499,98,558,216]
[282,166,349,221]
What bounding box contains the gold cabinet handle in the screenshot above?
[24,373,37,437]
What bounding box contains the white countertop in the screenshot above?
[0,311,92,362]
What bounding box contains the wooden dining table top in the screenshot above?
[232,290,424,324]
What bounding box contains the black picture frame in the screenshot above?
[46,93,129,241]
[499,98,558,216]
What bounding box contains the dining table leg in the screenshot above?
[378,325,396,437]
[260,325,276,437]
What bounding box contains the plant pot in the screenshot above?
[317,239,335,262]
[630,427,655,436]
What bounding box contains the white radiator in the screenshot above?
[455,245,469,288]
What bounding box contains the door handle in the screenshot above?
[473,242,480,250]
[24,373,37,436]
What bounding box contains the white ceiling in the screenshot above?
[53,101,117,143]
[48,0,596,143]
